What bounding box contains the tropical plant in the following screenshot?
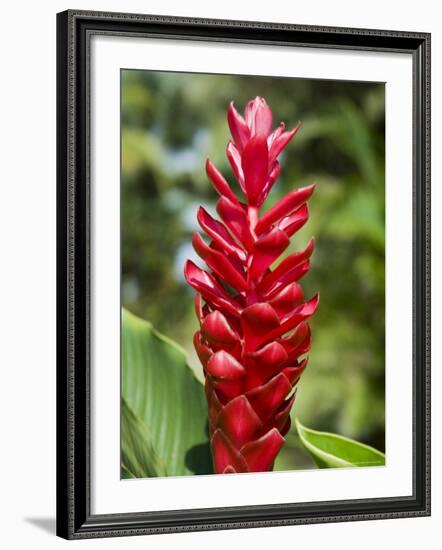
[121,308,385,477]
[184,97,319,473]
[121,73,387,476]
[121,73,386,457]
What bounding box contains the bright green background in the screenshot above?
[121,69,385,471]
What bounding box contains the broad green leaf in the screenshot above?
[121,464,136,479]
[122,308,212,477]
[121,398,167,478]
[295,419,385,469]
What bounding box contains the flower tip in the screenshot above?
[183,259,193,280]
[298,293,320,318]
[303,237,315,256]
[305,183,317,201]
[268,426,286,444]
[205,157,213,172]
[227,101,237,117]
[286,123,301,140]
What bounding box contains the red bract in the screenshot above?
[185,96,318,474]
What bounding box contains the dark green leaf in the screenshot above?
[121,465,136,479]
[121,398,167,478]
[122,308,213,477]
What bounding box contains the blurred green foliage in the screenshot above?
[121,69,385,469]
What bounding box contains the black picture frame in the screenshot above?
[56,9,431,540]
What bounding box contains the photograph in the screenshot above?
[55,8,430,539]
[120,70,387,478]
[0,0,436,547]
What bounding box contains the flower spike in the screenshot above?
[185,96,318,473]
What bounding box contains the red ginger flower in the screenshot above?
[185,97,319,474]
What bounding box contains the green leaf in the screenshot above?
[122,308,213,477]
[121,398,167,478]
[121,464,136,479]
[295,419,385,469]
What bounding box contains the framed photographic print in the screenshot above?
[56,10,431,539]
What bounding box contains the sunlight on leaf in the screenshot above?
[122,309,213,477]
[295,419,385,468]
